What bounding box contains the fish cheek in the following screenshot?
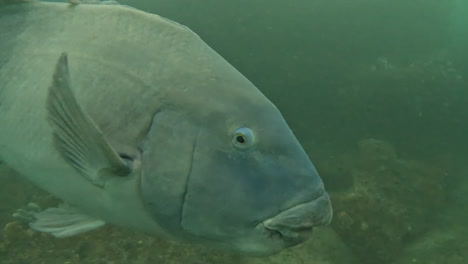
[138,110,199,238]
[180,140,282,240]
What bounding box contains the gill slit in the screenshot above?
[179,131,198,228]
[135,108,162,223]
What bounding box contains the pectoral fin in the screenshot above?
[46,53,131,187]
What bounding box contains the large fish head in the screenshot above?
[139,75,332,257]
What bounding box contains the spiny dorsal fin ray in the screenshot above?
[46,53,131,187]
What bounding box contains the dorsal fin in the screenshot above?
[0,0,36,6]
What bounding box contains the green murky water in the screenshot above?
[1,0,467,263]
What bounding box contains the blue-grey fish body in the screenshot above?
[0,0,332,256]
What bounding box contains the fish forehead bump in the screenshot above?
[162,65,277,126]
[5,1,271,120]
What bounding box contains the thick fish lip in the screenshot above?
[260,192,332,245]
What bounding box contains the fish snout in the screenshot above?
[261,192,332,244]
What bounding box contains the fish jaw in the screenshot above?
[261,191,333,245]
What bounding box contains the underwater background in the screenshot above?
[1,0,467,263]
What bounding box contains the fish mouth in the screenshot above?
[259,192,332,245]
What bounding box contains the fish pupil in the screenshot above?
[236,135,246,144]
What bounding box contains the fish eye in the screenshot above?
[232,127,255,150]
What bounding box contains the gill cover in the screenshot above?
[139,110,198,239]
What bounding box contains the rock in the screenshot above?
[326,139,449,264]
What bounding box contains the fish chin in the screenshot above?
[226,225,294,257]
[181,222,295,256]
